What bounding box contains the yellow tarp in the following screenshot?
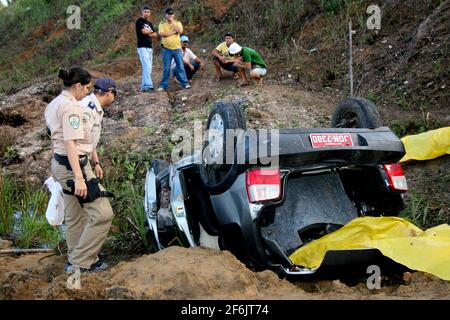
[400,127,450,162]
[289,217,450,281]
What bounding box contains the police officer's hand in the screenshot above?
[95,164,104,179]
[75,178,88,199]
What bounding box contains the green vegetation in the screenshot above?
[182,0,207,22]
[390,115,444,137]
[400,192,448,229]
[0,0,138,92]
[219,0,307,50]
[0,149,155,250]
[366,91,379,104]
[0,173,61,248]
[14,187,60,248]
[1,146,19,166]
[0,0,72,36]
[103,149,155,252]
[0,173,15,235]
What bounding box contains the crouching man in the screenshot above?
[172,35,204,83]
[228,43,268,86]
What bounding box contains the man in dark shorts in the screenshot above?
[211,32,239,81]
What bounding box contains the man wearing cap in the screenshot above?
[171,35,204,83]
[135,5,157,92]
[211,32,239,81]
[81,78,117,178]
[228,43,267,86]
[157,7,190,91]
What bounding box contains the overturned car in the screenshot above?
[144,97,408,278]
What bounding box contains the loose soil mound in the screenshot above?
[1,246,449,300]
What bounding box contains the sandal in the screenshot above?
[232,73,240,79]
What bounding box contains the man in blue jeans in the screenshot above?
[135,5,157,92]
[157,7,190,91]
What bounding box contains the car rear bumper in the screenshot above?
[275,248,407,280]
[236,127,405,169]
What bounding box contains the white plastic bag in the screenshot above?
[44,177,65,226]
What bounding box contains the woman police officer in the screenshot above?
[45,67,113,273]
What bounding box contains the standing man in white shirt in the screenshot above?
[81,77,117,178]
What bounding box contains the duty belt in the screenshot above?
[54,153,88,171]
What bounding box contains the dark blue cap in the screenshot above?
[94,77,117,92]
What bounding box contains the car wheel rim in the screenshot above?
[207,114,224,162]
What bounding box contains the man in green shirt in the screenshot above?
[228,43,267,86]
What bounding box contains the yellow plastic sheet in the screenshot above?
[289,217,450,281]
[400,127,450,162]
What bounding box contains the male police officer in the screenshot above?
[81,78,117,178]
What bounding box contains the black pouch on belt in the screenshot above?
[64,177,115,206]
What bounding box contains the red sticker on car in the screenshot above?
[309,133,354,148]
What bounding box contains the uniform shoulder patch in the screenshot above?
[87,101,96,110]
[68,114,81,129]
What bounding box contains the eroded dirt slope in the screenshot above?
[1,246,449,300]
[0,57,336,183]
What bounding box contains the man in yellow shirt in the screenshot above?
[157,7,190,91]
[211,32,239,81]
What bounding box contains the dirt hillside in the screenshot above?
[1,246,449,300]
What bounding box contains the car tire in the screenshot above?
[331,97,381,129]
[200,101,246,194]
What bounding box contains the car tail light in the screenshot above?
[246,168,281,203]
[383,163,408,192]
